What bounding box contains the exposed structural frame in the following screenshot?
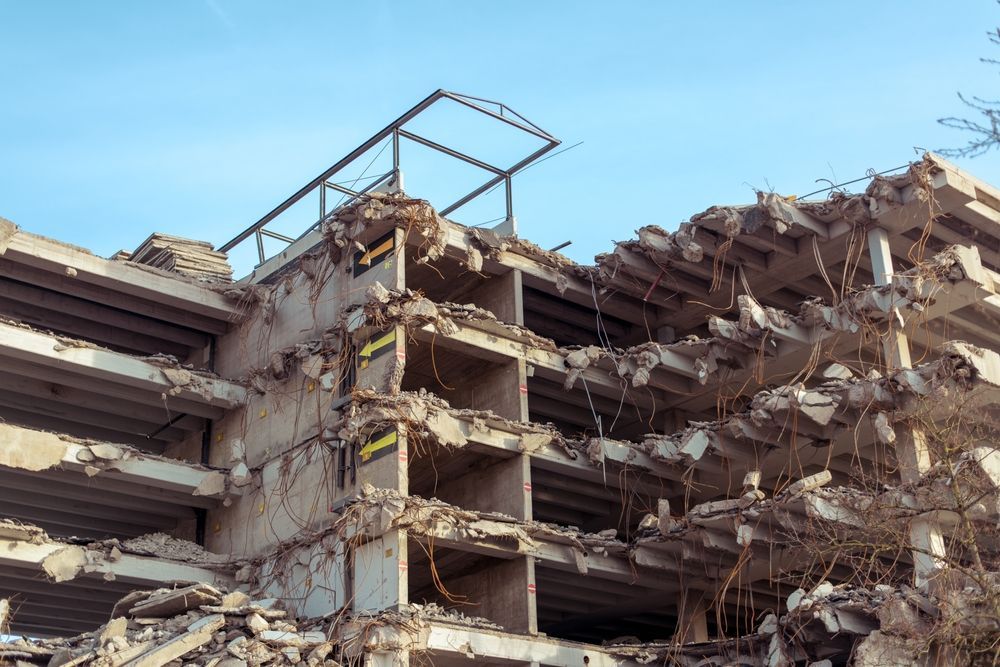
[220,89,562,264]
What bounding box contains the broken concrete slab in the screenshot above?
[129,583,223,618]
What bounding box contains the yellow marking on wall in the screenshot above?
[358,237,394,266]
[360,430,398,462]
[359,330,396,369]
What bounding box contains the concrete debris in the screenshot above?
[0,521,235,588]
[227,281,278,325]
[596,159,937,306]
[0,423,75,471]
[821,362,854,379]
[784,471,833,497]
[338,389,469,450]
[341,388,581,462]
[852,631,924,667]
[570,250,982,392]
[0,519,47,543]
[345,343,996,485]
[41,545,89,582]
[321,192,446,266]
[128,233,233,283]
[335,486,627,563]
[1,587,329,667]
[351,601,505,635]
[563,345,604,389]
[604,583,928,666]
[248,333,341,389]
[159,366,212,399]
[8,150,1000,666]
[359,284,557,350]
[128,584,223,618]
[229,461,252,488]
[587,243,988,396]
[362,284,483,336]
[464,227,510,271]
[0,423,233,495]
[116,533,231,566]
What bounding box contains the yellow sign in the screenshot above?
[359,430,398,463]
[358,237,394,266]
[359,330,396,369]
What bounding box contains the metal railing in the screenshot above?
[219,90,561,265]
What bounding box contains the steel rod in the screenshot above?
[397,128,506,176]
[220,89,448,252]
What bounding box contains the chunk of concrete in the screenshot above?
[220,591,251,608]
[426,410,468,448]
[786,470,832,497]
[130,583,223,618]
[99,616,129,644]
[41,545,87,582]
[821,363,854,380]
[88,444,123,461]
[194,471,227,497]
[246,613,270,635]
[767,633,793,667]
[656,498,673,534]
[736,523,754,547]
[853,631,921,667]
[786,588,807,612]
[0,423,68,471]
[795,389,839,425]
[123,614,225,667]
[229,462,252,488]
[258,630,326,646]
[757,612,778,635]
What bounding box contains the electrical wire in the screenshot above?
[796,163,910,200]
[333,138,393,208]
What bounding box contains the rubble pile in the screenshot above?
[333,485,628,561]
[354,601,504,632]
[603,582,910,666]
[7,147,1000,667]
[128,233,233,282]
[320,192,447,266]
[357,283,558,350]
[599,157,935,290]
[0,585,332,667]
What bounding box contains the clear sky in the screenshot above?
[3,1,1000,275]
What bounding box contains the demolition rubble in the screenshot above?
[3,138,1000,667]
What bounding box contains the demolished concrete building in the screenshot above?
[3,92,1000,666]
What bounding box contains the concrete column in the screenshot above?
[867,227,945,587]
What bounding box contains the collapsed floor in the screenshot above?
[3,152,1000,665]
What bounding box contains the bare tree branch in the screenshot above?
[938,23,1000,157]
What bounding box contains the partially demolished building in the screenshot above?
[3,92,1000,666]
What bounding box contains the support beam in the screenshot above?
[0,294,191,358]
[0,422,232,499]
[0,276,209,349]
[675,587,710,644]
[0,535,233,587]
[0,225,240,324]
[342,620,648,667]
[867,226,945,587]
[0,320,245,409]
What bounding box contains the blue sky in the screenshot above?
[2,1,1000,275]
